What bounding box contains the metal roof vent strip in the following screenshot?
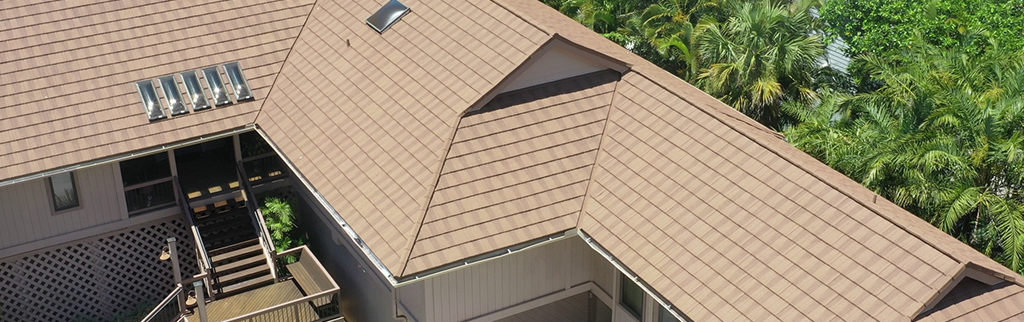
[223,62,254,102]
[181,70,211,111]
[136,80,166,121]
[202,66,233,107]
[366,0,410,34]
[158,75,189,116]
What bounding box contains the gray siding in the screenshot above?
[398,237,618,322]
[0,164,126,249]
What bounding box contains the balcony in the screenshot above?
[142,246,341,322]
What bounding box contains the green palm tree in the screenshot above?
[785,37,1024,272]
[695,0,824,130]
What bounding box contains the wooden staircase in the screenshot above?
[194,202,275,298]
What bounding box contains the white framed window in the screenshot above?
[48,172,80,212]
[620,273,644,320]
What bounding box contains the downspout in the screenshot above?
[393,287,410,322]
[576,229,692,322]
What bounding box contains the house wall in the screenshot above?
[292,182,403,322]
[396,236,619,322]
[0,163,127,250]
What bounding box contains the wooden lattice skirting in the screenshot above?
[0,215,200,322]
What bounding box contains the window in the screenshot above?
[223,62,253,101]
[159,75,189,116]
[620,274,644,320]
[181,70,211,111]
[120,153,175,215]
[366,0,410,33]
[658,306,680,322]
[136,80,166,121]
[48,172,80,212]
[202,66,232,107]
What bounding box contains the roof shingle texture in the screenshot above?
[0,0,315,180]
[6,0,1024,320]
[404,70,619,275]
[255,0,549,271]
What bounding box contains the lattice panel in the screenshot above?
[0,218,200,322]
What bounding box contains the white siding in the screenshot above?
[500,47,605,93]
[0,164,126,249]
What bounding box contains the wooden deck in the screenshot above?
[204,280,308,321]
[495,292,590,322]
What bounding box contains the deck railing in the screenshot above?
[140,285,184,322]
[174,176,214,297]
[222,246,341,322]
[125,177,176,216]
[237,162,279,281]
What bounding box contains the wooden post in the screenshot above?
[167,238,186,314]
[194,281,209,322]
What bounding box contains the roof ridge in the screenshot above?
[253,0,320,124]
[395,35,557,277]
[493,0,1019,280]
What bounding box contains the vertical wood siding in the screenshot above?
[404,237,617,322]
[0,164,126,249]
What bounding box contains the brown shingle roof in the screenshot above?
[5,0,1024,320]
[255,0,549,270]
[0,0,315,180]
[916,279,1024,321]
[404,70,618,275]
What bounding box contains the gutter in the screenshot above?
[0,125,256,188]
[254,127,398,284]
[577,229,692,322]
[392,230,572,287]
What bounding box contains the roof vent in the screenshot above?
[136,80,166,121]
[366,0,410,34]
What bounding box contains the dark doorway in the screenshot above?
[174,137,238,199]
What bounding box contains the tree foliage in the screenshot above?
[820,0,1024,59]
[545,0,1024,273]
[785,40,1024,271]
[261,197,305,254]
[695,0,824,129]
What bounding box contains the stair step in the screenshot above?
[216,274,275,298]
[196,210,247,227]
[199,218,251,236]
[214,253,266,275]
[211,243,263,264]
[216,265,270,286]
[204,229,258,250]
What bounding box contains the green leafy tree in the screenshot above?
[695,0,825,129]
[261,197,304,253]
[821,0,1024,60]
[785,38,1024,272]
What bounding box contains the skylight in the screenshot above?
[223,62,254,102]
[202,66,232,107]
[366,0,410,34]
[158,75,189,116]
[181,71,211,111]
[136,80,166,121]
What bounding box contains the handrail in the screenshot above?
[140,285,183,322]
[174,176,214,297]
[236,162,279,281]
[220,288,340,322]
